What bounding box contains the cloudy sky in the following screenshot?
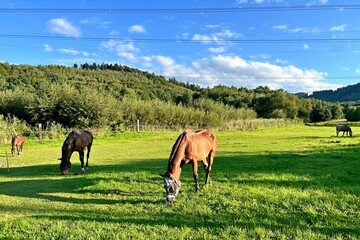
[1,0,360,93]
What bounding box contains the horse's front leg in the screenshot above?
[192,161,200,192]
[79,150,85,172]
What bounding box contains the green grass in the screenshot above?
[1,126,360,239]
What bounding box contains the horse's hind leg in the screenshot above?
[79,150,85,172]
[86,144,92,169]
[19,144,23,155]
[202,159,209,170]
[16,145,20,155]
[205,151,215,185]
[192,161,200,192]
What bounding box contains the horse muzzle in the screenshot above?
[166,194,176,205]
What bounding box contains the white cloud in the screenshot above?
[137,54,341,93]
[307,0,329,5]
[275,59,288,65]
[128,25,147,34]
[330,24,347,32]
[43,44,91,57]
[273,25,322,34]
[43,44,53,52]
[80,17,112,29]
[100,39,140,61]
[58,48,80,55]
[191,29,241,46]
[237,0,286,4]
[192,34,213,44]
[97,39,341,93]
[208,47,227,53]
[46,18,81,38]
[303,44,310,49]
[50,57,97,65]
[273,25,288,30]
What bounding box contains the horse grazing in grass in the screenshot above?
[160,130,218,205]
[58,130,93,175]
[11,135,25,156]
[336,124,352,137]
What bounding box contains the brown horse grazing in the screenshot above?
[11,135,25,156]
[58,130,93,175]
[160,130,218,205]
[336,124,352,137]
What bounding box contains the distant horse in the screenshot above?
[58,130,93,175]
[160,130,218,205]
[336,124,352,137]
[11,135,25,156]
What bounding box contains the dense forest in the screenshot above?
[0,62,347,131]
[304,82,360,103]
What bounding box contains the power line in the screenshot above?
[0,5,360,13]
[1,33,360,44]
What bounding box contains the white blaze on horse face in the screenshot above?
[166,195,176,205]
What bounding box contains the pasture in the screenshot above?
[0,125,359,239]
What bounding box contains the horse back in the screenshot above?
[188,130,217,158]
[12,135,25,146]
[336,124,351,131]
[176,130,217,161]
[63,130,93,151]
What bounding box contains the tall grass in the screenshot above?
[0,125,359,239]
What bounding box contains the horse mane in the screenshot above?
[168,130,188,166]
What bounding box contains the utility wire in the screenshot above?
[1,33,360,44]
[0,5,360,13]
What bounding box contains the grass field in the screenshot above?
[0,125,359,239]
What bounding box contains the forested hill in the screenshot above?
[309,82,360,102]
[0,62,345,129]
[0,62,193,102]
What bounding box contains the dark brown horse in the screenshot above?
[161,130,218,204]
[336,124,352,137]
[58,130,93,175]
[11,135,25,156]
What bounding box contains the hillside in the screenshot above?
[0,62,345,128]
[309,82,360,102]
[0,62,192,102]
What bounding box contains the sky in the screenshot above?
[1,0,360,94]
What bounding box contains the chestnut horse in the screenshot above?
[161,130,218,204]
[58,130,93,175]
[11,135,25,156]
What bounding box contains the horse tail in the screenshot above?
[168,131,187,163]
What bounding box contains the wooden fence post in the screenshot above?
[39,123,43,143]
[136,119,140,132]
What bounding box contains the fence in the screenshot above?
[0,143,10,171]
[1,118,302,143]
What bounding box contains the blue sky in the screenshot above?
[1,0,359,93]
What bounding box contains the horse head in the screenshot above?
[160,172,180,205]
[58,158,71,175]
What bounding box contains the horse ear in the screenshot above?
[58,158,62,161]
[159,173,165,177]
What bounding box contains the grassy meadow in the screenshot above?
[0,125,360,239]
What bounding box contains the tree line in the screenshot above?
[0,62,346,130]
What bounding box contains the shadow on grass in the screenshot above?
[1,145,360,237]
[1,143,360,196]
